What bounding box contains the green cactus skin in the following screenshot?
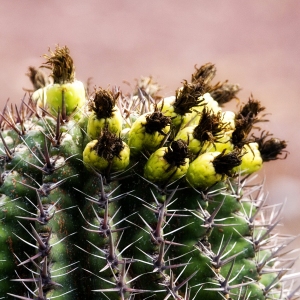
[0,47,295,300]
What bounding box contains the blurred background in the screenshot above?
[1,0,300,267]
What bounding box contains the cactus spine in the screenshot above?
[0,46,296,300]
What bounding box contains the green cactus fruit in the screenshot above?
[143,139,190,183]
[175,107,234,156]
[186,149,242,189]
[0,46,296,300]
[32,45,85,119]
[128,110,171,156]
[233,142,263,174]
[87,87,123,140]
[83,129,130,173]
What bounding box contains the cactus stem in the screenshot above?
[14,104,26,135]
[209,234,247,269]
[51,260,79,275]
[55,107,62,141]
[206,260,252,296]
[253,219,281,251]
[19,136,44,165]
[154,241,191,273]
[21,97,39,119]
[75,242,106,260]
[136,172,187,196]
[264,265,292,296]
[0,110,22,136]
[0,130,13,160]
[15,173,78,196]
[61,89,67,122]
[7,278,47,300]
[93,262,159,297]
[0,98,9,129]
[1,50,297,299]
[258,237,299,273]
[51,231,77,247]
[164,268,198,299]
[189,198,236,233]
[74,181,129,208]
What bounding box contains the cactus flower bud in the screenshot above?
[144,140,189,183]
[186,149,242,189]
[128,110,171,156]
[35,45,86,118]
[87,87,122,139]
[83,129,130,173]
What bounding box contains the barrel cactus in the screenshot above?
[0,45,297,300]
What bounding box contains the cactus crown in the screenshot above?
[0,45,296,300]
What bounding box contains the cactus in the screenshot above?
[0,45,297,300]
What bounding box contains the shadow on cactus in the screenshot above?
[0,45,297,300]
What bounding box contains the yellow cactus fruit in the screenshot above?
[186,149,242,189]
[128,111,171,156]
[144,140,189,183]
[83,130,130,173]
[87,88,122,140]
